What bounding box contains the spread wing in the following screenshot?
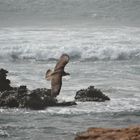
[51,73,62,97]
[54,54,69,71]
[45,54,70,97]
[45,69,53,81]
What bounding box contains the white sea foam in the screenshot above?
[0,129,9,137]
[38,97,140,115]
[0,27,140,62]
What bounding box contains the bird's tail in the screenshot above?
[45,69,53,81]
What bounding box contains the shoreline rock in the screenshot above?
[0,69,12,92]
[0,68,110,110]
[75,126,140,140]
[0,86,76,110]
[0,69,77,109]
[75,86,110,102]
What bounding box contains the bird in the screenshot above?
[45,54,70,97]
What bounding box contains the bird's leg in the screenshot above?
[62,71,70,76]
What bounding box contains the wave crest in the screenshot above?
[0,45,140,62]
[0,28,140,62]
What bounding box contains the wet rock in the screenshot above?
[0,85,77,109]
[0,86,26,108]
[0,69,12,92]
[55,101,77,107]
[4,96,19,108]
[75,86,110,102]
[21,88,77,109]
[75,126,140,140]
[22,88,56,110]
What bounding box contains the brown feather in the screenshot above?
[51,73,62,97]
[45,69,53,81]
[54,54,69,71]
[46,54,70,97]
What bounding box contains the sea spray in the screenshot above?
[0,27,140,61]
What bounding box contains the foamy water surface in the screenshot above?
[0,27,140,140]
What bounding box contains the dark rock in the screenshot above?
[23,88,77,109]
[4,96,19,108]
[75,86,110,102]
[23,88,56,110]
[0,86,77,109]
[55,101,77,106]
[0,68,109,109]
[0,68,12,92]
[0,90,18,107]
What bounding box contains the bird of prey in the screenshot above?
[45,54,70,97]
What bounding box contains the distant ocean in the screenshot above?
[0,0,140,140]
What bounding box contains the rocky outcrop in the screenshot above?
[75,126,140,140]
[0,69,12,92]
[0,68,110,109]
[0,69,76,110]
[0,86,76,109]
[75,86,110,102]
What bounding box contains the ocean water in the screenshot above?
[0,27,140,140]
[0,0,140,140]
[0,0,140,27]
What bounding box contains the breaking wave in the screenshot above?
[0,27,140,62]
[0,45,140,62]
